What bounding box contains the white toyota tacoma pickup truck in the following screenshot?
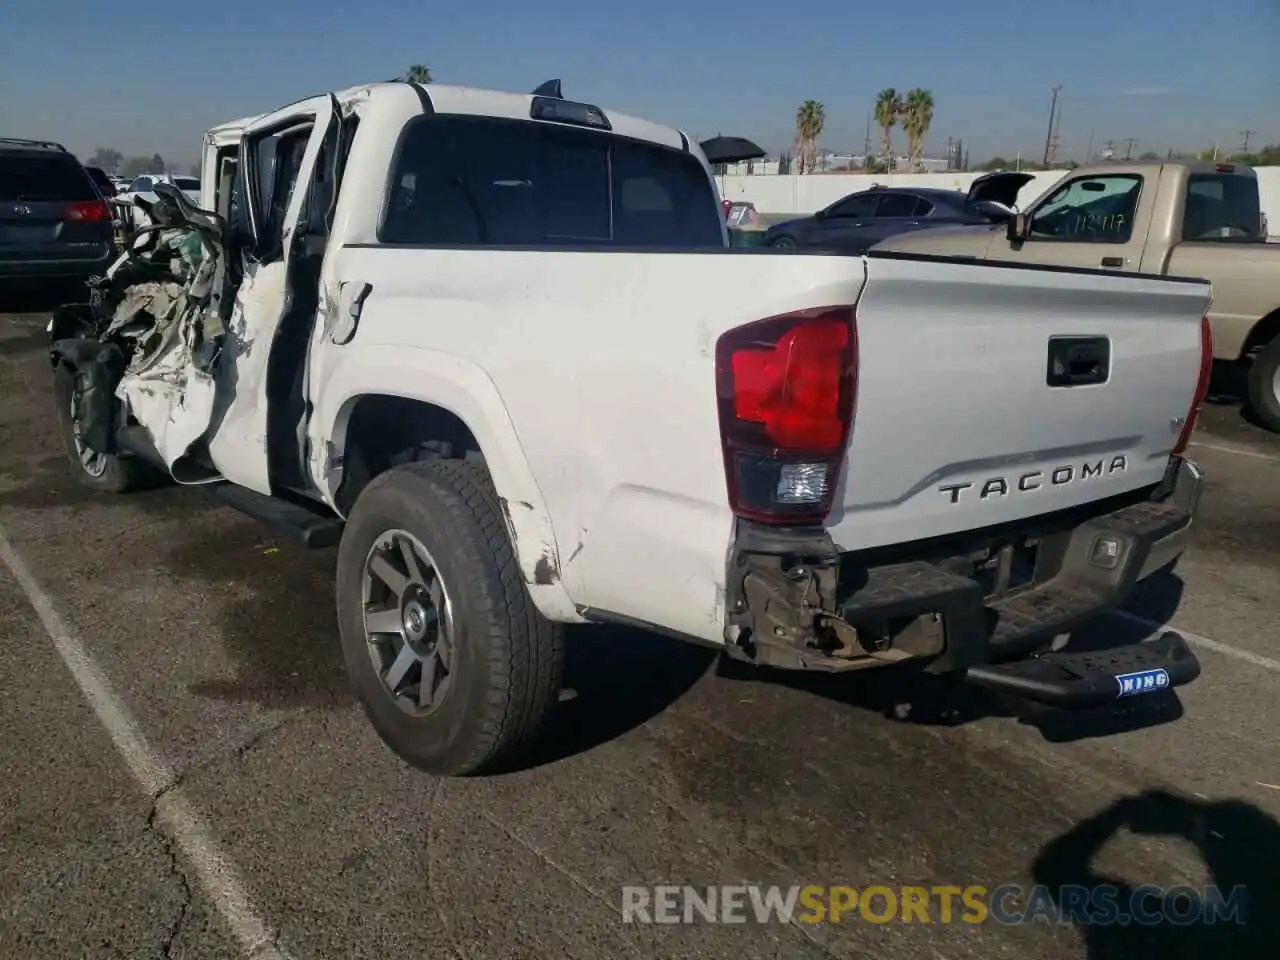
[48,79,1213,776]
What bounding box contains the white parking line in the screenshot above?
[1188,440,1280,464]
[1112,609,1280,674]
[0,527,292,960]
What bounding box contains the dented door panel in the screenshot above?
[201,96,336,495]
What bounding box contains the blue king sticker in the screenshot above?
[1115,668,1171,698]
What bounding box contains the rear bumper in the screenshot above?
[0,251,114,283]
[723,456,1203,708]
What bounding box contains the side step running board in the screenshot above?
[962,631,1200,710]
[208,483,344,550]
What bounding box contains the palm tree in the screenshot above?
[793,100,825,175]
[902,88,935,172]
[403,64,433,84]
[874,88,902,171]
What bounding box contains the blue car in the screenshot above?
[765,171,1034,254]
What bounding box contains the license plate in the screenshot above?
[0,224,53,245]
[1115,667,1170,697]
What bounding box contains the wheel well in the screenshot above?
[334,395,485,514]
[1241,308,1280,360]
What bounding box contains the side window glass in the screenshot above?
[1029,175,1142,243]
[248,126,312,249]
[130,176,152,193]
[914,198,935,217]
[874,194,921,218]
[826,195,877,219]
[226,160,245,230]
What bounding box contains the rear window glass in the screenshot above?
[0,154,96,202]
[174,177,200,190]
[1183,174,1263,241]
[381,115,723,247]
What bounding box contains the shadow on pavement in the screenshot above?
[514,625,717,771]
[1205,360,1275,433]
[161,529,353,711]
[1032,789,1280,959]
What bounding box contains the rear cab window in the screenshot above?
[0,153,97,202]
[1182,172,1264,241]
[379,115,723,247]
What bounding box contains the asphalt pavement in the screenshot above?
[2,303,1280,959]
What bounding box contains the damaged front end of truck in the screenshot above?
[49,183,231,483]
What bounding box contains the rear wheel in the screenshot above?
[53,363,150,493]
[335,459,565,776]
[1246,336,1280,433]
[769,234,797,249]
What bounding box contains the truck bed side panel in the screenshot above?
[314,246,869,642]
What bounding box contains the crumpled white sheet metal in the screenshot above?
[110,227,224,476]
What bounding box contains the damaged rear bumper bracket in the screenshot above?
[723,457,1204,707]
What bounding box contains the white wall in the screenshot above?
[720,166,1280,233]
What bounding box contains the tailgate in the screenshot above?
[825,255,1213,552]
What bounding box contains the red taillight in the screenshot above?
[63,200,110,223]
[1172,315,1213,456]
[715,307,857,524]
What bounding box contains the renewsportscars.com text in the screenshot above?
[621,884,1248,926]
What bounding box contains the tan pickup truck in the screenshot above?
[873,161,1280,431]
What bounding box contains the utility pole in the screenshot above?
[1047,102,1063,167]
[1042,85,1062,167]
[1241,129,1256,153]
[1085,127,1095,163]
[863,114,872,166]
[1124,137,1138,160]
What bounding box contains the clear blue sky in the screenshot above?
[2,0,1276,168]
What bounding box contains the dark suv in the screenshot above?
[0,138,115,291]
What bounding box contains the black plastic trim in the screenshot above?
[963,630,1200,709]
[400,80,435,115]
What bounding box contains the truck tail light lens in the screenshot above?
[1172,314,1212,456]
[63,200,110,223]
[715,307,857,524]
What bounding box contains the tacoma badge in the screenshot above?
[938,456,1128,504]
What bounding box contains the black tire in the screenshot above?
[336,458,565,776]
[1246,336,1280,433]
[769,234,797,249]
[53,363,150,494]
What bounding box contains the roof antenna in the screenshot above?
[531,79,563,99]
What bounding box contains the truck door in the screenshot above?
[986,170,1156,272]
[203,95,336,495]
